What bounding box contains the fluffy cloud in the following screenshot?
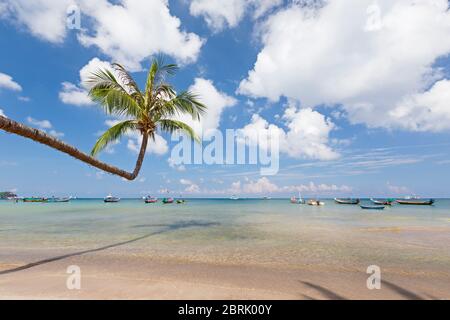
[388,79,450,132]
[26,117,64,138]
[189,0,282,31]
[0,109,6,117]
[125,130,168,156]
[1,0,203,70]
[78,0,203,70]
[239,0,450,131]
[179,178,200,193]
[0,72,22,91]
[59,58,112,106]
[189,0,247,31]
[239,104,339,161]
[175,78,237,135]
[59,82,94,106]
[0,0,73,43]
[222,177,352,195]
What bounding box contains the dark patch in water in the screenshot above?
[0,220,217,275]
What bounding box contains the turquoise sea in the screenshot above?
[1,198,450,274]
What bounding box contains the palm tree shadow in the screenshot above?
[299,281,347,300]
[382,280,423,300]
[0,220,219,276]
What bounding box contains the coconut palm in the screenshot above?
[0,58,206,181]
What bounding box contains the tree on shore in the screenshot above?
[0,58,205,181]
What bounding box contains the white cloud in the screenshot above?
[26,117,64,138]
[239,0,450,132]
[78,0,204,70]
[388,79,450,132]
[190,0,247,31]
[127,131,168,156]
[0,109,5,117]
[59,82,94,106]
[0,72,22,91]
[59,58,113,106]
[387,182,410,195]
[180,179,193,185]
[175,78,237,135]
[215,177,352,195]
[185,183,201,193]
[1,0,203,70]
[18,96,30,102]
[189,0,282,32]
[27,117,52,129]
[239,104,339,161]
[168,157,186,171]
[0,0,73,43]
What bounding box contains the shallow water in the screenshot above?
[1,199,449,274]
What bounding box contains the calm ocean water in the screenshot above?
[1,199,450,271]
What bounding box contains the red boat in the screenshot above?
[144,196,158,203]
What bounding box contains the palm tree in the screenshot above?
[0,58,206,181]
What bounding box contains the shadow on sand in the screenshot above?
[299,279,426,300]
[299,281,347,300]
[0,220,219,276]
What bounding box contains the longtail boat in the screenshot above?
[47,197,71,203]
[308,199,325,206]
[361,205,385,210]
[162,197,174,204]
[334,198,360,205]
[23,197,47,203]
[144,196,158,203]
[370,198,394,206]
[104,195,120,203]
[396,199,434,206]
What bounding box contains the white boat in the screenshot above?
[104,194,120,203]
[230,195,239,200]
[308,199,325,206]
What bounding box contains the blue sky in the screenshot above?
[1,0,450,198]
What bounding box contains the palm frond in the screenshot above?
[89,83,144,118]
[112,63,143,101]
[86,68,126,93]
[91,120,138,156]
[162,91,207,121]
[158,119,200,142]
[145,57,179,101]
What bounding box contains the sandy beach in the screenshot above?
[1,251,449,300]
[1,199,449,300]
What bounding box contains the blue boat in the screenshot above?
[360,205,385,210]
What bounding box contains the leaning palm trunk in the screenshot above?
[0,115,143,181]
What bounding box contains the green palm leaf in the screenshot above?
[159,119,200,142]
[91,120,138,157]
[90,86,143,118]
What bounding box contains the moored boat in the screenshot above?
[370,198,394,206]
[104,195,120,203]
[335,198,360,205]
[396,198,434,206]
[361,205,385,210]
[23,197,47,203]
[144,196,158,203]
[308,199,325,206]
[47,196,71,203]
[162,197,174,204]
